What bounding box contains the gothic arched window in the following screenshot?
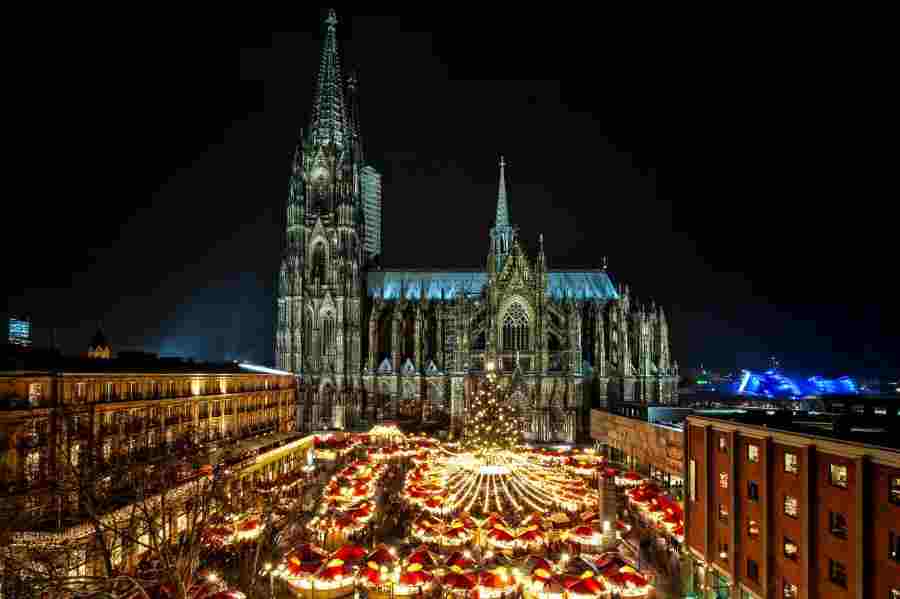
[502,302,530,351]
[303,310,313,358]
[321,312,336,356]
[311,242,326,282]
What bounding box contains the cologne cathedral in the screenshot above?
[275,10,678,443]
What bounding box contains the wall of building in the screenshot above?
[685,416,900,599]
[591,409,683,475]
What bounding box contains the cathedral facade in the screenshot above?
[275,10,678,443]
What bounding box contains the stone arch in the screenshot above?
[309,236,328,282]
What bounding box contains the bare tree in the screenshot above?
[0,406,227,599]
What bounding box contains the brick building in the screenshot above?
[684,413,900,599]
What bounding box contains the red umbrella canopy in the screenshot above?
[362,562,384,584]
[478,569,514,589]
[443,568,476,589]
[487,528,515,542]
[580,511,599,523]
[606,565,648,587]
[572,525,596,538]
[528,557,554,576]
[445,551,475,570]
[593,553,628,574]
[332,544,366,564]
[624,471,642,481]
[522,512,545,527]
[365,545,397,566]
[316,558,353,581]
[517,526,544,542]
[408,547,438,568]
[569,576,606,596]
[400,563,433,586]
[290,543,328,564]
[483,514,507,529]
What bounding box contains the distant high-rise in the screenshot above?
[8,315,31,347]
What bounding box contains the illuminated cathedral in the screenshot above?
[275,10,678,443]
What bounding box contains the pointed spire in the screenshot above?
[310,9,348,148]
[495,155,509,227]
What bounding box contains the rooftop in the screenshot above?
[0,349,290,376]
[687,408,900,452]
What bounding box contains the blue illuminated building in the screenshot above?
[732,369,858,398]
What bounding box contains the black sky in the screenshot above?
[5,11,897,377]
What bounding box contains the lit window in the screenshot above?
[718,542,728,561]
[891,531,900,563]
[719,504,729,522]
[784,538,798,560]
[783,582,798,599]
[719,436,728,453]
[830,512,848,539]
[748,444,759,463]
[720,472,729,489]
[75,383,85,398]
[875,407,887,415]
[829,559,847,588]
[748,519,759,539]
[829,464,848,488]
[784,452,799,474]
[891,588,900,599]
[28,383,42,405]
[784,495,799,518]
[891,477,900,506]
[748,480,759,501]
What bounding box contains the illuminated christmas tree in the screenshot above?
[464,369,522,453]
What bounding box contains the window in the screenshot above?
[784,451,799,474]
[748,480,759,501]
[718,542,728,561]
[875,407,887,416]
[829,559,847,588]
[28,383,42,405]
[829,512,848,539]
[688,459,697,502]
[891,477,900,506]
[501,302,530,351]
[891,531,900,563]
[719,504,729,522]
[829,463,848,488]
[748,519,759,539]
[747,559,759,582]
[784,495,799,518]
[783,582,798,599]
[75,382,85,398]
[891,589,900,599]
[720,472,729,489]
[852,404,864,415]
[784,538,798,560]
[719,436,728,453]
[748,444,759,463]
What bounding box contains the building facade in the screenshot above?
[275,10,678,442]
[683,415,900,599]
[0,366,303,576]
[8,315,31,348]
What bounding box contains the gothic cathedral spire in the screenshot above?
[490,156,514,271]
[310,8,349,148]
[496,155,509,227]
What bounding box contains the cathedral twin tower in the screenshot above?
[276,10,677,441]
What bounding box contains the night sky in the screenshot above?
[5,10,897,377]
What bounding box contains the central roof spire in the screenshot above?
[310,8,348,148]
[495,155,509,227]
